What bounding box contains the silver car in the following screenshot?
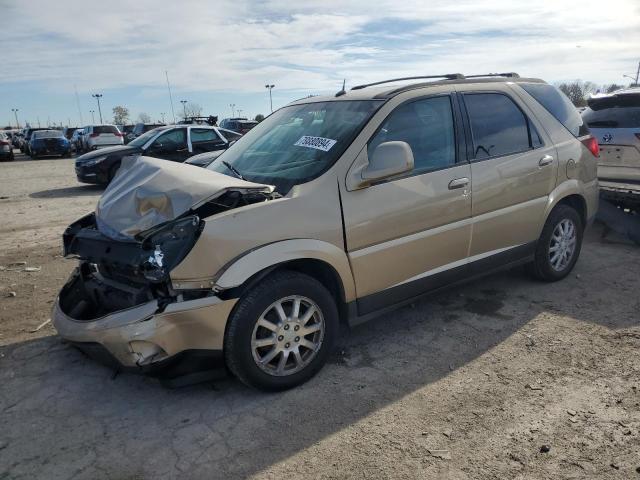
[582,87,640,209]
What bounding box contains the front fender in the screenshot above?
[214,239,356,302]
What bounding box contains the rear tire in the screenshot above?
[528,204,583,282]
[224,270,338,391]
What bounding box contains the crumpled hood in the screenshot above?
[95,156,274,240]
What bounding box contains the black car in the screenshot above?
[75,125,235,184]
[219,117,258,134]
[126,122,165,143]
[63,127,78,141]
[29,130,71,158]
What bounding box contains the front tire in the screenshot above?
[528,204,583,282]
[224,270,338,391]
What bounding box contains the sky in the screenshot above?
[1,0,639,128]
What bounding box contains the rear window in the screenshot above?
[94,125,120,135]
[519,83,589,137]
[33,130,63,139]
[582,95,640,128]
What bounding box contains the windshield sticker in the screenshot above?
[294,136,337,152]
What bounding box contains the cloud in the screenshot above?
[1,0,639,120]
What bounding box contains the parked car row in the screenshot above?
[0,132,14,161]
[75,124,242,183]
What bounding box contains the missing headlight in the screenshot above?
[138,216,202,282]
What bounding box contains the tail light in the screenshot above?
[0,140,9,146]
[581,135,600,157]
[114,132,123,137]
[90,133,99,138]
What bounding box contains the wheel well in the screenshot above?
[224,259,349,325]
[557,194,586,228]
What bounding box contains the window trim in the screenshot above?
[459,90,545,163]
[365,93,462,181]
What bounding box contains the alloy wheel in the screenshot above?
[251,295,325,376]
[548,218,577,272]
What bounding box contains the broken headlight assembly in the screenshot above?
[137,215,202,283]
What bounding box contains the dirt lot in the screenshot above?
[1,151,639,479]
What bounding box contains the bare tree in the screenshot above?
[556,80,597,107]
[184,102,203,118]
[112,106,130,125]
[604,83,624,93]
[137,112,151,123]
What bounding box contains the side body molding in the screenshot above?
[214,239,357,303]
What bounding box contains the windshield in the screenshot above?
[128,128,167,147]
[33,130,63,139]
[207,100,383,192]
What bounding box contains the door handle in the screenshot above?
[448,177,469,190]
[539,155,554,167]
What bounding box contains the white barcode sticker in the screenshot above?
[294,136,337,152]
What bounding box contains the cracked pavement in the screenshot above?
[1,155,639,479]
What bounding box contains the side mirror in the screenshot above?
[362,141,414,183]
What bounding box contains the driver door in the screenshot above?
[341,94,472,315]
[145,128,189,162]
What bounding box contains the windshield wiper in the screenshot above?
[222,160,245,180]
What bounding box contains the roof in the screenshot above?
[289,73,546,105]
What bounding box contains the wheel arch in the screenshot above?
[543,180,589,231]
[214,239,356,321]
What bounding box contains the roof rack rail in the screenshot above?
[351,74,464,91]
[464,72,520,79]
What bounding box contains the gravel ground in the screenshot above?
[1,150,639,479]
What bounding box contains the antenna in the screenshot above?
[335,79,347,97]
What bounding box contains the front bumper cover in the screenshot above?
[53,286,237,370]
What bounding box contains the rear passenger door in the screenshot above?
[342,93,472,314]
[458,86,557,266]
[189,128,228,155]
[145,128,189,162]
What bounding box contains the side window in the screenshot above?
[191,128,222,144]
[464,93,536,160]
[368,96,456,174]
[150,129,187,150]
[219,129,242,142]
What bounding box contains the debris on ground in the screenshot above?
[540,445,551,453]
[7,291,17,298]
[24,266,41,272]
[428,449,452,460]
[29,319,51,333]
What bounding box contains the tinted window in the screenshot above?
[190,128,221,143]
[219,129,242,141]
[582,95,640,128]
[150,129,187,149]
[94,125,119,135]
[368,96,456,173]
[464,93,531,159]
[520,83,589,137]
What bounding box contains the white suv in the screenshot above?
[83,125,124,151]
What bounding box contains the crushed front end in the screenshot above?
[53,212,237,375]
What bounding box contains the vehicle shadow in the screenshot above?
[29,184,104,199]
[1,233,638,479]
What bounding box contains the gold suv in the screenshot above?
[54,73,599,390]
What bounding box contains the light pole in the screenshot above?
[180,100,188,119]
[92,94,103,123]
[230,103,236,117]
[265,84,275,113]
[11,108,19,128]
[237,109,243,118]
[160,112,166,123]
[89,110,95,123]
[623,61,640,86]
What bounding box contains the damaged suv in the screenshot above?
[54,73,599,391]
